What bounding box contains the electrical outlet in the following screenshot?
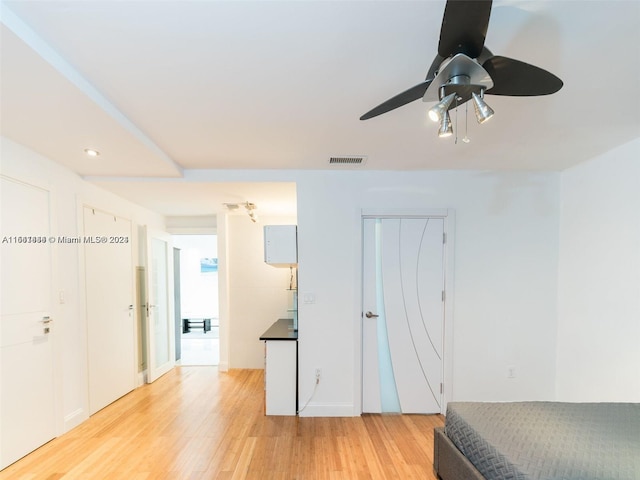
[507,366,516,379]
[315,368,321,381]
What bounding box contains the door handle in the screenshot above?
[365,311,379,318]
[41,316,53,334]
[146,303,156,316]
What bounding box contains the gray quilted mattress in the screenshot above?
[444,401,640,480]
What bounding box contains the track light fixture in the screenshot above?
[222,202,258,222]
[245,202,258,223]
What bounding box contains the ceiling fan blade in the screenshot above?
[360,79,432,120]
[438,0,492,59]
[483,56,563,96]
[425,54,445,81]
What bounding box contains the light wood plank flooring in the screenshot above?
[1,368,444,479]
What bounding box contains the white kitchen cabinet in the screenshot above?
[260,318,297,416]
[264,225,297,266]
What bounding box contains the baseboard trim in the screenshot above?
[218,361,229,372]
[298,402,355,417]
[63,408,87,432]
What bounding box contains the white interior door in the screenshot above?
[362,217,445,414]
[84,207,135,414]
[1,177,56,468]
[144,227,174,383]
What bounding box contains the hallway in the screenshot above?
[179,326,220,366]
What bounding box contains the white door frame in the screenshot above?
[355,208,455,415]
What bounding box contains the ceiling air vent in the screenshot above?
[328,156,368,166]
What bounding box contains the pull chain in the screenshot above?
[454,96,459,144]
[463,100,470,143]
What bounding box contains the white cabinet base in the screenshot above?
[265,340,297,415]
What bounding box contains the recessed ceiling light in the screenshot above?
[84,148,100,157]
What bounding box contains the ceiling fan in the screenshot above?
[360,0,563,138]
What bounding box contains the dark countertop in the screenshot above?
[260,318,297,341]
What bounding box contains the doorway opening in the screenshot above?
[173,234,219,366]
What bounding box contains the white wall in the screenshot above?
[0,137,165,433]
[222,214,297,369]
[556,138,640,401]
[185,167,561,415]
[294,170,561,415]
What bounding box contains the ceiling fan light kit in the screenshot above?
[360,0,563,141]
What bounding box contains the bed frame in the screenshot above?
[433,427,486,480]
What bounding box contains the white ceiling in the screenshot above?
[1,0,639,217]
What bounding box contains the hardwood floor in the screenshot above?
[1,368,444,479]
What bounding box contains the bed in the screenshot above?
[433,401,640,480]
